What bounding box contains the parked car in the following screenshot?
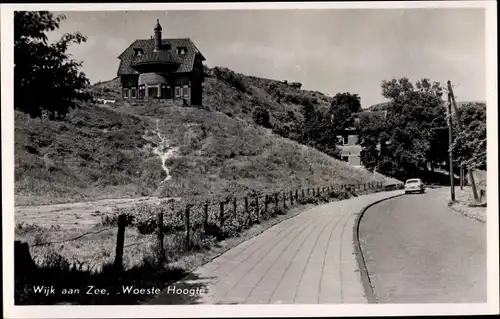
[404,178,425,194]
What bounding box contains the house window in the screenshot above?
[343,136,349,145]
[183,85,190,98]
[138,85,145,99]
[161,85,167,98]
[166,85,172,99]
[123,88,129,99]
[175,86,181,98]
[177,47,187,55]
[342,156,349,163]
[134,49,143,56]
[148,86,158,98]
[131,88,137,99]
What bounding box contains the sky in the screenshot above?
[47,8,486,108]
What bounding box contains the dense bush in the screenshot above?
[252,107,272,128]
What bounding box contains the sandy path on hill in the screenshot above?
[14,196,173,230]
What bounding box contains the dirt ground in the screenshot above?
[15,196,172,230]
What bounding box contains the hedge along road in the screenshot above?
[358,187,486,303]
[147,190,403,305]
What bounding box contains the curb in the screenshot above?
[352,192,405,304]
[447,202,486,224]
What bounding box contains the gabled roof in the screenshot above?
[117,38,205,76]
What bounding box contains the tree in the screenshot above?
[295,103,340,158]
[450,103,486,170]
[14,11,90,119]
[359,78,448,181]
[328,92,362,130]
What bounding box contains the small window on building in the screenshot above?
[131,88,136,98]
[134,49,143,56]
[123,88,129,99]
[177,47,187,56]
[342,156,349,162]
[343,136,349,145]
[183,85,190,97]
[138,85,145,99]
[175,87,181,98]
[148,87,158,98]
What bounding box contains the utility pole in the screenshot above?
[447,81,464,190]
[447,92,455,202]
[448,80,479,200]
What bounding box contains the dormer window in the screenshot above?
[177,47,187,56]
[134,48,144,56]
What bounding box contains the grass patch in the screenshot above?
[448,186,487,223]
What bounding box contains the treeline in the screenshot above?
[268,92,362,159]
[358,78,486,183]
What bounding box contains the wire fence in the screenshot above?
[16,180,396,274]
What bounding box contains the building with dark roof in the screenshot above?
[117,19,206,106]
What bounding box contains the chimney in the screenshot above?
[154,19,162,52]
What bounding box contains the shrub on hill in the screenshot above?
[252,107,271,128]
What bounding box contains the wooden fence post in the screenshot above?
[203,202,209,232]
[290,190,294,206]
[264,195,269,214]
[233,197,237,219]
[114,214,127,274]
[255,196,260,221]
[295,189,298,201]
[302,189,305,198]
[219,201,224,229]
[245,197,249,222]
[156,212,166,263]
[184,206,190,250]
[307,188,310,196]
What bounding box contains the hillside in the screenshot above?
[92,66,333,128]
[15,99,385,206]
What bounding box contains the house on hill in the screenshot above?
[117,19,206,106]
[336,110,387,166]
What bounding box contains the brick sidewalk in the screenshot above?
[148,190,403,305]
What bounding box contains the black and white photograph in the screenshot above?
[2,1,498,318]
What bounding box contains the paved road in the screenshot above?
[359,188,486,303]
[147,190,402,305]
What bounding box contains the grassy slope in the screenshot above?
[16,67,383,206]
